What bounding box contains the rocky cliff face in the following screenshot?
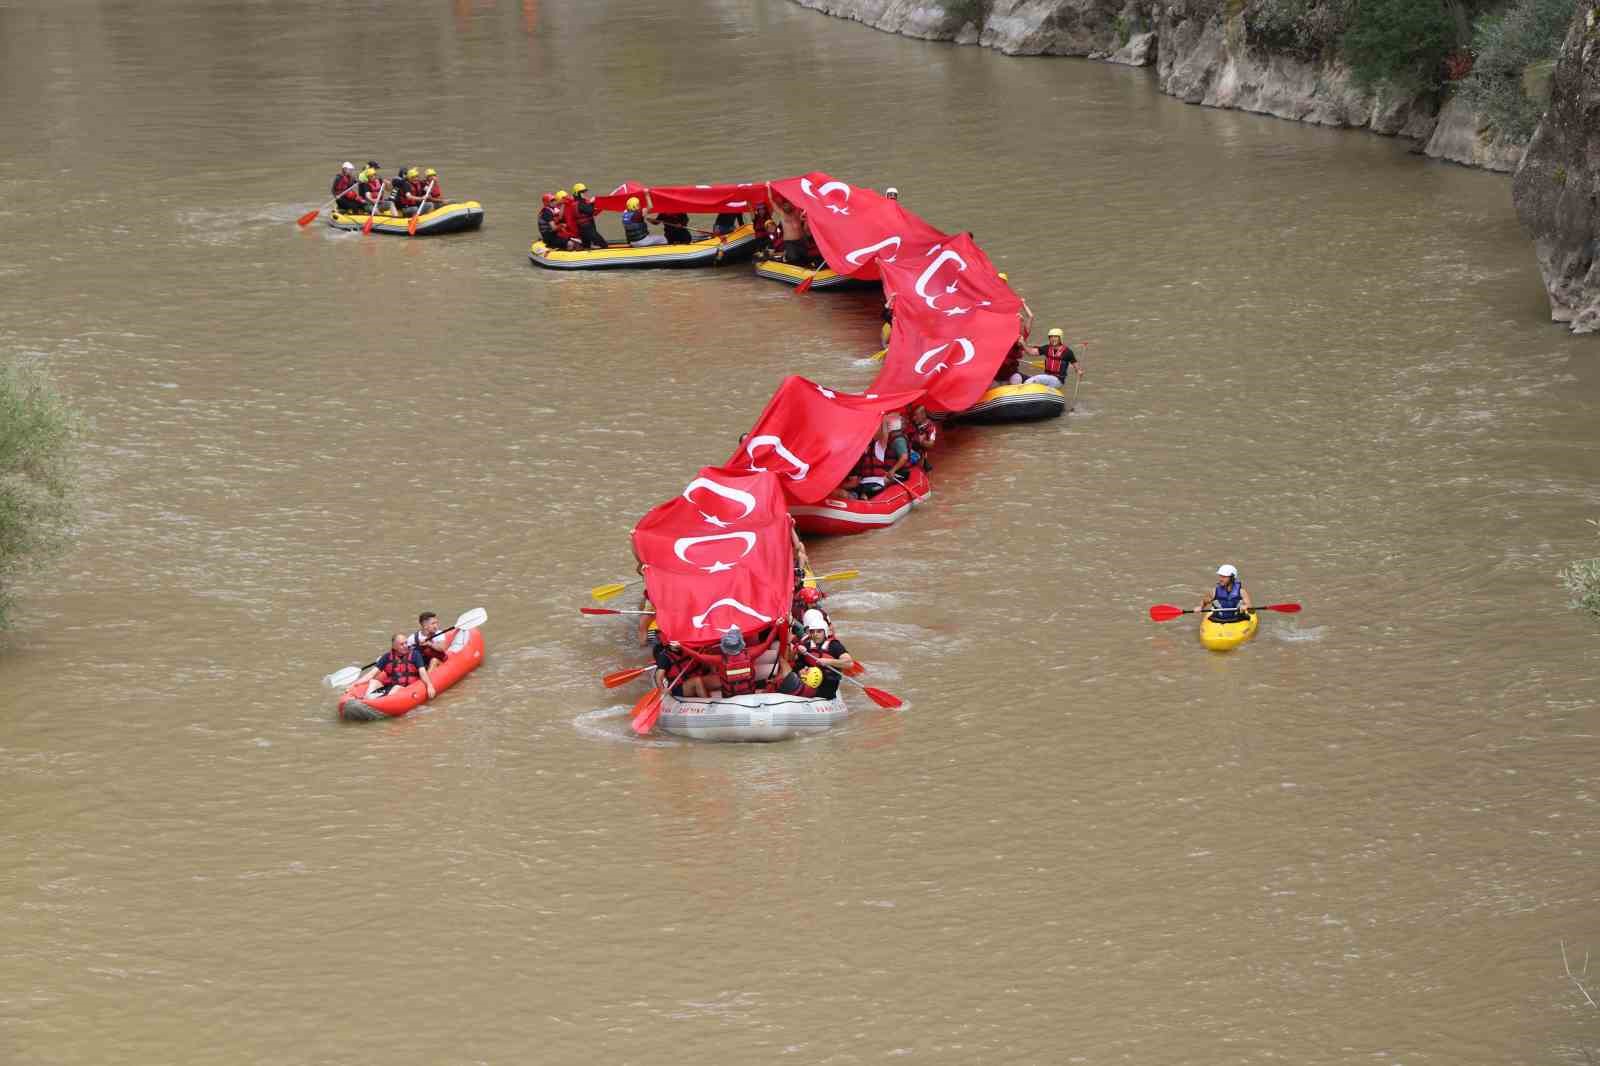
[791,0,1526,172]
[1513,3,1600,331]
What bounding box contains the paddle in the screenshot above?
[580,607,649,616]
[298,185,361,227]
[1147,603,1301,622]
[604,664,657,688]
[407,179,436,236]
[795,263,824,294]
[797,651,901,709]
[321,607,488,688]
[632,661,692,735]
[362,180,389,235]
[869,348,888,361]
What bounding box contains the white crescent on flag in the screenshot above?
[673,531,757,573]
[913,338,976,376]
[682,476,757,524]
[691,597,774,629]
[744,435,811,481]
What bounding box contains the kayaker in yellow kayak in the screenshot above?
[1201,564,1252,621]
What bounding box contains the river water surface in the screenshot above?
[2,1,1598,1063]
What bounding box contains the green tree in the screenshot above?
[1341,0,1461,91]
[0,359,81,629]
[1458,0,1579,140]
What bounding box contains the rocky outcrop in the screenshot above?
[791,0,1526,171]
[1513,3,1600,331]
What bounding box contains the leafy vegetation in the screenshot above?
[0,359,81,629]
[1340,0,1464,91]
[1457,0,1578,139]
[1559,520,1600,620]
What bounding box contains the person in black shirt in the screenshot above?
[796,610,852,700]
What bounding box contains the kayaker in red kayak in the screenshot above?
[360,632,437,699]
[407,611,451,668]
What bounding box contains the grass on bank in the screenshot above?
[0,358,81,630]
[1559,520,1600,621]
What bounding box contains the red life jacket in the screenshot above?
[559,200,580,238]
[720,649,756,696]
[411,630,448,665]
[1042,342,1071,376]
[363,178,384,204]
[377,650,421,688]
[857,439,897,483]
[331,173,354,196]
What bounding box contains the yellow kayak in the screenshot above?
[529,223,759,270]
[1199,611,1259,651]
[328,201,484,236]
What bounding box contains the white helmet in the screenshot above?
[801,609,829,632]
[341,161,355,172]
[885,186,899,197]
[1216,564,1238,578]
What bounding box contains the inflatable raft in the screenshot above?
[754,258,879,290]
[791,467,932,536]
[337,628,486,721]
[327,201,485,236]
[530,223,760,270]
[1200,611,1258,652]
[951,382,1067,424]
[658,690,850,742]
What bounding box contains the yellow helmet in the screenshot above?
[424,168,436,177]
[555,189,569,201]
[626,196,640,210]
[801,667,823,690]
[358,168,374,180]
[1047,327,1064,339]
[405,167,420,179]
[646,620,658,632]
[572,181,588,194]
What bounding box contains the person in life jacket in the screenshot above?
[407,611,451,668]
[393,167,424,216]
[751,202,773,247]
[791,583,826,633]
[1201,564,1253,622]
[357,167,387,213]
[907,404,938,471]
[796,611,852,700]
[997,271,1035,339]
[537,193,561,247]
[331,162,363,212]
[778,664,825,697]
[994,336,1029,386]
[854,415,910,499]
[621,196,666,247]
[366,632,437,699]
[651,210,693,245]
[714,627,757,697]
[419,168,443,211]
[1025,328,1081,389]
[571,183,608,249]
[555,189,583,249]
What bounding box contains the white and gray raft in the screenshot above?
[657,691,850,742]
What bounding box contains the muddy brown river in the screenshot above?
[2,1,1598,1062]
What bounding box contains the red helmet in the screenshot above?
[541,192,554,204]
[799,587,821,605]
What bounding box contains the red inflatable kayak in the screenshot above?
[790,467,932,536]
[337,628,486,721]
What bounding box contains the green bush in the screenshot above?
[1559,520,1600,620]
[1458,0,1579,140]
[1245,0,1355,57]
[1341,0,1462,91]
[0,359,81,629]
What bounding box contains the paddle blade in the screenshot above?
[408,215,419,236]
[631,689,663,734]
[817,569,859,583]
[1148,604,1186,622]
[454,607,488,631]
[846,661,865,677]
[297,208,320,227]
[1260,602,1302,614]
[323,665,360,689]
[862,686,902,710]
[591,582,627,601]
[362,214,377,235]
[795,272,815,294]
[869,348,886,361]
[580,606,622,616]
[604,665,651,689]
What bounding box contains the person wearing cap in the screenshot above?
[621,196,666,247]
[712,627,757,697]
[394,167,425,216]
[997,271,1035,338]
[1201,565,1252,622]
[551,190,582,250]
[1024,328,1081,389]
[537,193,562,247]
[419,168,443,210]
[796,611,852,700]
[885,186,899,201]
[854,415,910,499]
[331,162,363,212]
[572,183,608,249]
